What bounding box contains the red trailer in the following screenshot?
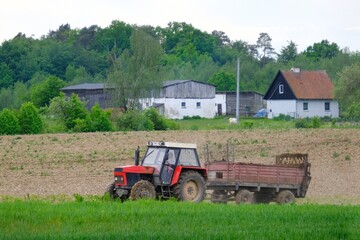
[206,154,311,204]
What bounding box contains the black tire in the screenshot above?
[130,180,156,200]
[235,189,254,204]
[211,190,228,204]
[276,190,295,204]
[173,171,206,203]
[105,182,117,199]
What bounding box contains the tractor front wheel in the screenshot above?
[105,182,117,199]
[173,171,206,203]
[130,180,156,200]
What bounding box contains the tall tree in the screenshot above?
[107,28,164,110]
[278,41,298,63]
[304,40,341,61]
[256,32,276,66]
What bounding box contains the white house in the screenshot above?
[141,80,217,119]
[264,68,339,119]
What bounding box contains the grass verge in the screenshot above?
[0,197,359,239]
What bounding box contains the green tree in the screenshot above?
[208,71,236,91]
[335,62,360,116]
[30,76,66,107]
[18,102,43,134]
[0,62,15,88]
[278,41,298,63]
[304,40,341,61]
[0,109,20,135]
[256,32,276,66]
[107,28,164,110]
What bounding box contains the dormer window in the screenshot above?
[279,84,284,94]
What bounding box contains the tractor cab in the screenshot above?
[109,141,207,202]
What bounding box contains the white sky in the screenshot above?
[1,0,360,53]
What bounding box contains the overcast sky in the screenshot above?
[1,0,360,53]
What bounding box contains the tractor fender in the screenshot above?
[170,166,207,186]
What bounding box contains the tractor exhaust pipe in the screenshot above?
[134,146,140,166]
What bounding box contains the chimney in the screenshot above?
[291,67,300,73]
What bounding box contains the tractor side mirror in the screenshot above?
[134,146,140,166]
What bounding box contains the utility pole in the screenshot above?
[236,57,240,123]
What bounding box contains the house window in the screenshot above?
[325,102,330,111]
[181,102,186,108]
[279,84,284,94]
[196,102,201,108]
[303,102,308,111]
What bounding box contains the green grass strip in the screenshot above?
[0,199,359,239]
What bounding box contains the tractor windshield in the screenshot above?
[142,147,166,174]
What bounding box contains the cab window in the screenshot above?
[178,149,199,166]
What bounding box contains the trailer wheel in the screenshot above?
[211,190,228,204]
[173,171,206,203]
[130,180,156,200]
[235,189,254,204]
[276,190,295,204]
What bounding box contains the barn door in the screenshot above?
[217,104,222,115]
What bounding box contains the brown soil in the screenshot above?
[0,129,359,204]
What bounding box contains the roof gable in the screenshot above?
[264,70,334,100]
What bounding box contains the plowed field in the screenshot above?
[1,129,359,204]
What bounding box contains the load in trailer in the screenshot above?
[108,142,311,204]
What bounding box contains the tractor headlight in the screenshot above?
[115,176,124,183]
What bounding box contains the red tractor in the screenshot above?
[107,141,207,202]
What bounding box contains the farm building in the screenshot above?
[215,91,265,117]
[61,83,113,110]
[264,68,339,119]
[141,80,216,119]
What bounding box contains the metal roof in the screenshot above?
[282,70,334,99]
[163,80,215,87]
[61,83,113,91]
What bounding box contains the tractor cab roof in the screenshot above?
[147,141,197,149]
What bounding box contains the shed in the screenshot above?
[216,91,265,117]
[141,80,216,119]
[61,83,113,110]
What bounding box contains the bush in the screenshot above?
[295,117,322,129]
[64,94,88,129]
[183,115,202,120]
[18,102,43,134]
[273,114,293,121]
[73,104,113,132]
[116,110,154,131]
[0,109,20,135]
[144,107,167,130]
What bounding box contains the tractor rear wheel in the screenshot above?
[173,171,206,203]
[235,189,254,204]
[130,180,156,200]
[276,190,295,204]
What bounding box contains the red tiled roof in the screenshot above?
[282,70,334,99]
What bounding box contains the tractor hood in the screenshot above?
[114,165,155,174]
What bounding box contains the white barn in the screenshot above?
[141,80,217,119]
[264,69,339,119]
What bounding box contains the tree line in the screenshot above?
[0,20,360,117]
